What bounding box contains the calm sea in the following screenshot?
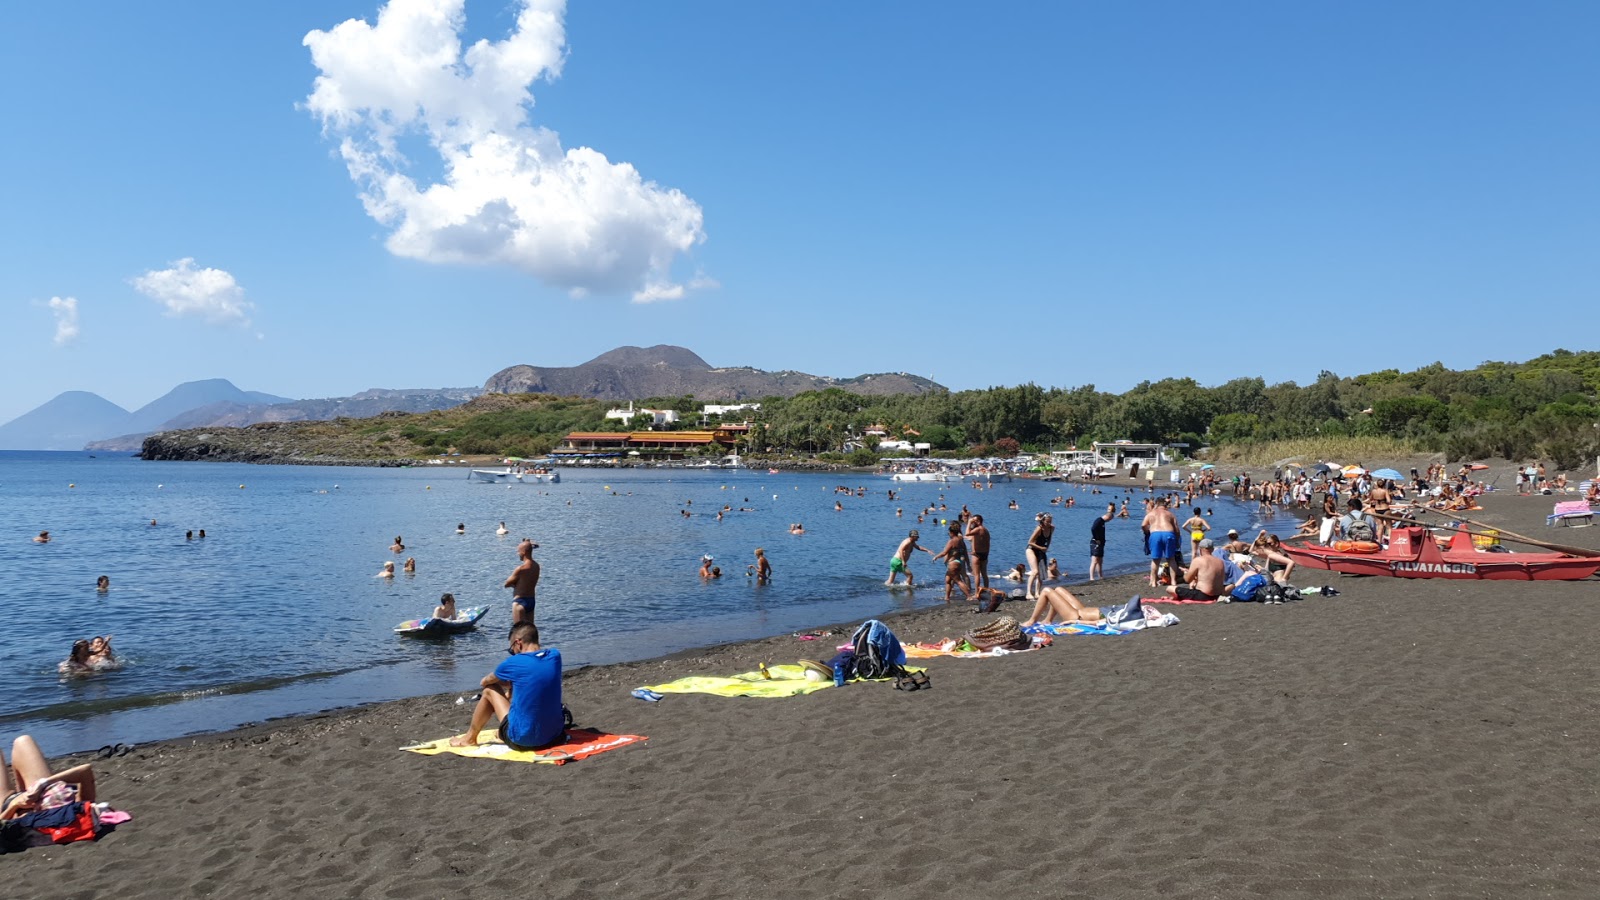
[0,451,1287,750]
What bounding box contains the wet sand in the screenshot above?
[9,483,1600,898]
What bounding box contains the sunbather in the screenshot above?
[2,735,97,821]
[1249,532,1297,584]
[1022,586,1112,627]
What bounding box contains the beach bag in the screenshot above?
[1344,516,1375,543]
[1257,581,1292,604]
[1230,573,1267,602]
[965,615,1030,651]
[849,620,907,680]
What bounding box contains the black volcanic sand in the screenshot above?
[9,486,1600,898]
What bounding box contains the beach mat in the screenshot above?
[401,728,646,765]
[1144,596,1217,605]
[904,639,1048,659]
[1022,622,1126,636]
[644,664,922,698]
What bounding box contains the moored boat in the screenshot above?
[1281,526,1600,581]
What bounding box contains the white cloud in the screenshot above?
[47,296,79,345]
[303,0,708,301]
[130,258,253,325]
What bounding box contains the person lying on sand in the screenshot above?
[451,623,564,750]
[2,735,97,821]
[1022,587,1144,627]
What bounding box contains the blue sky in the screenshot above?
[2,1,1595,424]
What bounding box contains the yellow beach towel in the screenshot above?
[402,728,646,765]
[643,663,924,698]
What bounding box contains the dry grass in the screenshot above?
[1208,436,1425,468]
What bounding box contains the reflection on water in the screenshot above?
[0,452,1284,749]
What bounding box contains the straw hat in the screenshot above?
[798,659,833,681]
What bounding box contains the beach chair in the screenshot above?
[1546,500,1593,527]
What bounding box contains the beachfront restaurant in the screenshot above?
[555,425,746,462]
[1091,441,1184,476]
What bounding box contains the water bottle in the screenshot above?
[832,661,846,687]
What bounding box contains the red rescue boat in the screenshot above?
[1282,526,1600,581]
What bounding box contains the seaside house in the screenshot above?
[604,402,679,427]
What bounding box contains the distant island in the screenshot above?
[0,345,940,451]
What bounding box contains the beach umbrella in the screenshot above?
[1343,465,1367,477]
[1309,463,1332,475]
[1280,461,1304,469]
[1371,468,1404,481]
[1200,464,1215,470]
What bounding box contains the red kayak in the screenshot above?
[1282,526,1600,581]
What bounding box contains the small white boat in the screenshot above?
[890,472,955,483]
[470,467,560,484]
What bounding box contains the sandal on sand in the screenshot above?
[894,674,919,692]
[909,671,931,690]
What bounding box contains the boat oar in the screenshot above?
[1406,507,1600,558]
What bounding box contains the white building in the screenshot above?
[604,402,679,426]
[702,403,761,417]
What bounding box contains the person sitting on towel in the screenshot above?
[1022,587,1143,627]
[1168,539,1233,602]
[451,623,564,750]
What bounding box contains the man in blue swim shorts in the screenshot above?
[505,539,541,626]
[1140,497,1182,588]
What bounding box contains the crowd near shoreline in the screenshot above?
[8,456,1600,898]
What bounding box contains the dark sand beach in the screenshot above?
[10,484,1600,898]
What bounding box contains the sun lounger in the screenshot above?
[1546,500,1594,527]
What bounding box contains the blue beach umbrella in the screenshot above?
[1199,464,1215,470]
[1371,468,1405,482]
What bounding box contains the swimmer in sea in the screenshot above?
[700,555,715,579]
[60,640,93,673]
[96,575,109,593]
[33,531,50,543]
[433,593,458,620]
[403,556,416,574]
[186,530,193,540]
[87,636,114,667]
[497,522,509,535]
[456,523,465,535]
[377,561,395,578]
[790,523,805,535]
[749,548,771,584]
[1047,558,1062,581]
[391,536,405,553]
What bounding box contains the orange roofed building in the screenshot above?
[556,425,746,461]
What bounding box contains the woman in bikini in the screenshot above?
[2,735,97,822]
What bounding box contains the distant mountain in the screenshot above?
[0,391,131,450]
[85,387,482,452]
[124,379,293,434]
[484,345,942,400]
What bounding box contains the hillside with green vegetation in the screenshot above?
[142,350,1600,470]
[737,349,1600,469]
[141,394,615,463]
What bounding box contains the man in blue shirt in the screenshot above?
[451,623,565,750]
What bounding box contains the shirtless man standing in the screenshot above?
[886,530,932,586]
[505,539,542,626]
[1141,498,1181,588]
[965,515,991,591]
[1169,540,1231,602]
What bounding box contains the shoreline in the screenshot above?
[12,474,1599,898]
